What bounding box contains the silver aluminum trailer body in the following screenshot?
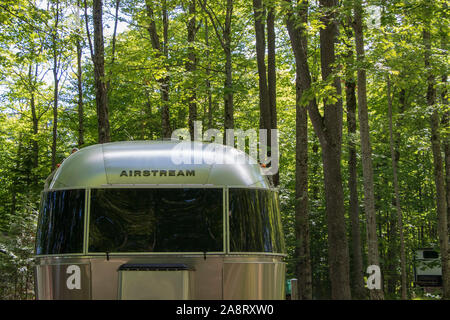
[34,141,286,299]
[413,248,442,287]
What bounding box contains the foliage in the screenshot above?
[0,0,448,299]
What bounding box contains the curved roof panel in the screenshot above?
[48,141,270,190]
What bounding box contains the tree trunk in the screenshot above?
[253,0,271,132]
[146,0,171,138]
[353,0,384,299]
[10,133,23,217]
[385,207,397,296]
[161,0,171,138]
[110,0,120,66]
[51,61,58,171]
[204,18,213,129]
[106,0,120,95]
[253,0,278,185]
[342,13,364,298]
[285,0,312,299]
[294,65,312,301]
[286,0,351,299]
[440,4,450,236]
[92,0,111,143]
[28,64,39,181]
[76,30,84,147]
[424,27,450,300]
[51,1,60,171]
[318,0,351,299]
[223,0,233,131]
[345,77,365,299]
[267,5,278,186]
[267,6,277,133]
[387,75,407,299]
[444,79,450,235]
[187,1,197,140]
[198,0,234,133]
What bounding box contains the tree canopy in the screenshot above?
[0,0,448,300]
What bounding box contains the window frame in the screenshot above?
[35,185,286,257]
[85,185,227,255]
[422,250,439,260]
[227,187,286,255]
[35,188,87,256]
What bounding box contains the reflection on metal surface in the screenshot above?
[223,262,285,300]
[36,141,285,300]
[119,271,192,300]
[118,264,194,300]
[229,189,285,253]
[50,145,107,189]
[48,141,268,190]
[36,190,85,255]
[34,255,285,300]
[88,188,223,253]
[35,263,91,300]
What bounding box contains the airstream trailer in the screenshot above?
[34,141,286,300]
[414,248,442,287]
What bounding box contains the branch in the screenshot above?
[284,0,326,142]
[110,0,121,66]
[145,0,161,51]
[197,0,225,50]
[83,0,94,62]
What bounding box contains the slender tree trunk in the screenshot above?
[144,89,154,139]
[51,1,60,171]
[199,0,234,133]
[76,34,84,147]
[353,0,384,299]
[223,0,233,131]
[145,0,171,138]
[106,0,120,95]
[379,3,395,297]
[51,62,58,171]
[267,5,278,186]
[444,78,450,235]
[92,0,111,143]
[294,64,312,301]
[318,0,352,299]
[387,75,407,299]
[345,77,365,299]
[30,91,38,169]
[385,207,397,296]
[28,64,39,181]
[267,6,277,133]
[285,0,312,299]
[187,1,197,140]
[440,4,450,235]
[204,18,213,129]
[161,0,171,138]
[76,0,84,147]
[110,0,120,66]
[253,0,271,132]
[253,0,278,185]
[10,133,23,217]
[424,27,450,300]
[342,14,364,298]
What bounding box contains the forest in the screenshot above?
[0,0,448,300]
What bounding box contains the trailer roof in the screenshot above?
[47,140,270,190]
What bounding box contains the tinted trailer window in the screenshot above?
[88,188,223,253]
[229,189,285,253]
[35,189,85,255]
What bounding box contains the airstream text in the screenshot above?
[119,169,195,177]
